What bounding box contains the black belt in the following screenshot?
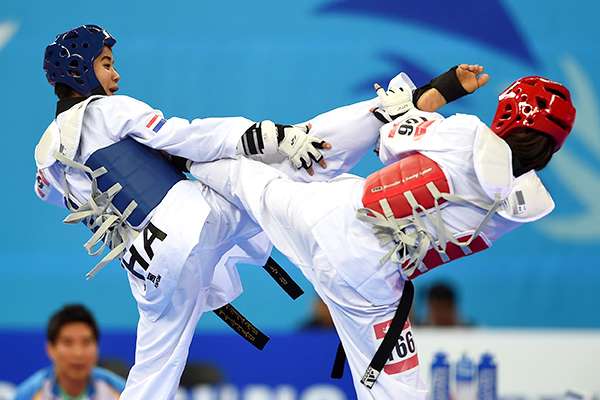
[331,280,415,389]
[214,257,304,349]
[213,303,269,350]
[262,256,304,299]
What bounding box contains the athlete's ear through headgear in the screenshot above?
[44,24,116,97]
[491,76,576,151]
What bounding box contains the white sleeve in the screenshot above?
[377,109,447,165]
[89,95,254,162]
[34,167,66,208]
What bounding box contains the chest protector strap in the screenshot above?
[405,232,490,279]
[358,153,500,279]
[54,138,184,279]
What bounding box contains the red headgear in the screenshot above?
[491,76,576,151]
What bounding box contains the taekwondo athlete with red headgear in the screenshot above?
[188,73,576,399]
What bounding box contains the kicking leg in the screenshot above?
[190,157,361,266]
[190,158,426,399]
[268,98,383,182]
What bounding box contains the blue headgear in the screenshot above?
[44,24,116,96]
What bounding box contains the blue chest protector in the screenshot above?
[85,138,185,228]
[82,138,304,352]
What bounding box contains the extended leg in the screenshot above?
[190,158,427,399]
[190,157,355,266]
[268,98,382,182]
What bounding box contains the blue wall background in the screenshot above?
[1,0,599,340]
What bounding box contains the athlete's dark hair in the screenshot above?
[47,304,99,344]
[504,128,555,176]
[54,83,77,100]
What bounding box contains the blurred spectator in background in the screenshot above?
[301,298,335,330]
[13,304,125,400]
[422,282,471,327]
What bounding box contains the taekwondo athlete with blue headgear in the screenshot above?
[33,24,338,399]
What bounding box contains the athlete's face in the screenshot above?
[93,46,120,95]
[47,322,98,383]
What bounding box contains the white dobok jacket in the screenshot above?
[34,95,271,321]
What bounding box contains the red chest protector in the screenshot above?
[362,152,490,279]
